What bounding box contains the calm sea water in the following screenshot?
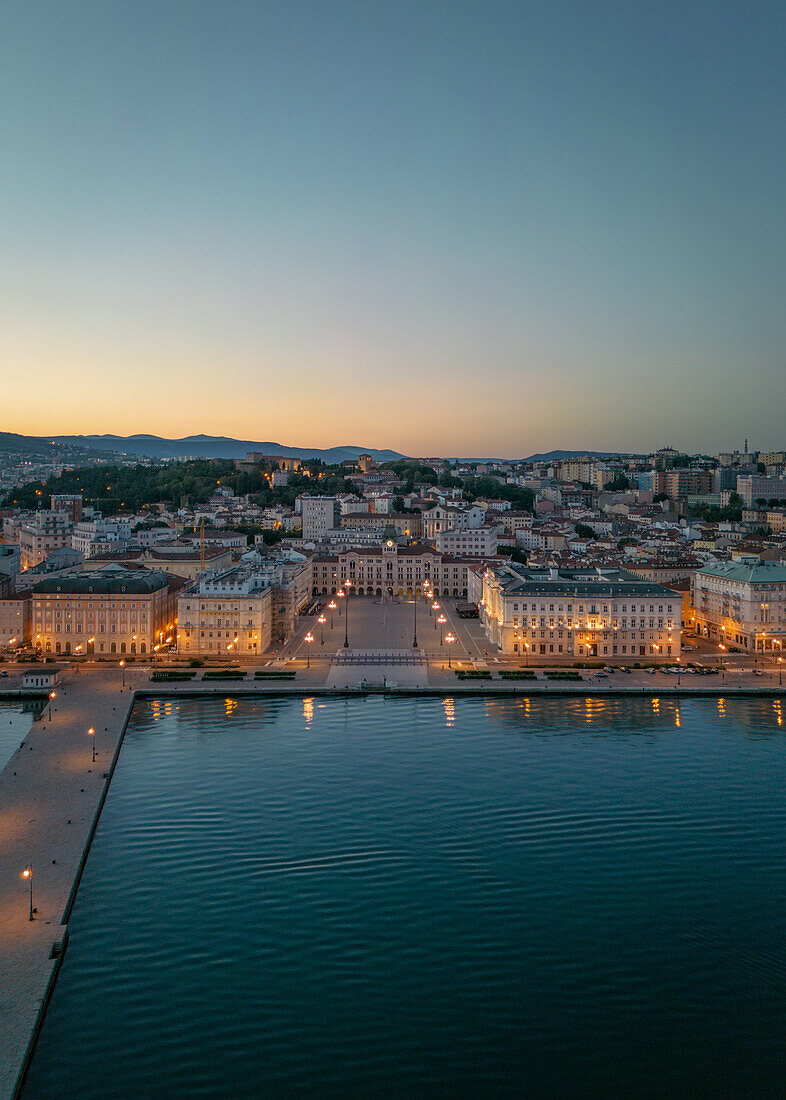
[22,694,786,1099]
[0,699,37,773]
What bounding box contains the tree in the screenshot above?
[603,474,631,491]
[392,496,405,513]
[575,523,596,539]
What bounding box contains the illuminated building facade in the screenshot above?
[479,564,682,661]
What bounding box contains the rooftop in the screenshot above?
[696,561,786,583]
[32,567,172,595]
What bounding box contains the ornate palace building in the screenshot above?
[311,538,494,599]
[477,563,682,662]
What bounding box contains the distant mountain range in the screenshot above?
[1,431,639,467]
[0,431,116,459]
[520,450,639,463]
[48,434,407,465]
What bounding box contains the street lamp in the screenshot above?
[327,599,337,629]
[317,614,326,645]
[523,641,530,667]
[779,657,782,686]
[413,587,418,649]
[48,690,55,720]
[88,726,95,762]
[120,659,125,687]
[437,614,447,645]
[304,632,314,668]
[445,632,456,668]
[22,867,33,921]
[340,581,352,648]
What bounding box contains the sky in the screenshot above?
[1,1,784,457]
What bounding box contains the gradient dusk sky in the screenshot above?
[1,1,783,456]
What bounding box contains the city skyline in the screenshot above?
[2,2,784,452]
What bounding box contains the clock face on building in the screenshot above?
[386,540,394,548]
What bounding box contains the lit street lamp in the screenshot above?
[327,599,337,629]
[120,659,125,687]
[88,726,95,763]
[22,866,33,921]
[317,614,326,645]
[304,632,314,668]
[437,614,447,644]
[340,580,352,648]
[445,632,456,668]
[413,588,418,649]
[48,690,55,721]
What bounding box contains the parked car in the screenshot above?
[595,672,608,679]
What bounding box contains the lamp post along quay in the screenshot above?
[413,590,418,649]
[339,580,352,648]
[22,867,33,921]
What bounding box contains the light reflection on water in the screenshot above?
[23,694,786,1100]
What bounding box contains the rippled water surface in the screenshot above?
[23,694,786,1098]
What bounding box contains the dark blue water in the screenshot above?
[0,699,37,773]
[23,694,786,1098]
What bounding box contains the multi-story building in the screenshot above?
[82,545,233,581]
[478,564,682,661]
[435,526,498,557]
[31,565,183,657]
[498,511,534,537]
[50,494,83,523]
[177,567,273,657]
[341,511,422,539]
[691,560,786,654]
[765,509,786,533]
[19,511,73,571]
[736,475,786,507]
[0,594,31,647]
[0,544,21,584]
[557,459,595,484]
[310,539,484,598]
[71,517,133,558]
[421,504,485,540]
[300,496,337,540]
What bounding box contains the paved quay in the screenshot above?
[0,662,784,1098]
[0,673,141,1100]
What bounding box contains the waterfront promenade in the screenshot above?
[0,657,783,1098]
